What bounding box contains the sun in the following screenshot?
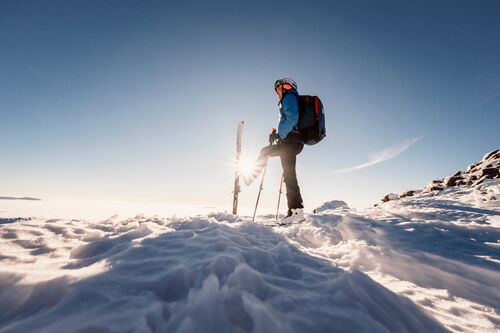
[238,157,255,177]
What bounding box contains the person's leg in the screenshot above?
[244,145,281,186]
[279,142,304,216]
[254,145,280,170]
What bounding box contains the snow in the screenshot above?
[313,200,349,213]
[0,151,499,332]
[0,215,447,333]
[387,193,399,201]
[0,198,228,221]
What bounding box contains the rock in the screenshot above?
[482,149,500,161]
[469,167,479,174]
[445,175,463,187]
[430,185,444,191]
[476,175,490,185]
[400,190,416,198]
[376,150,498,202]
[467,162,480,172]
[382,193,399,202]
[481,167,499,179]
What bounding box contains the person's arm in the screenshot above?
[277,93,299,138]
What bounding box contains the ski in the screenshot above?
[232,121,244,215]
[256,219,306,227]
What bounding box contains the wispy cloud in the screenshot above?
[475,91,500,110]
[333,137,421,174]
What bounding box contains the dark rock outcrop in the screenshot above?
[400,190,416,198]
[381,149,499,204]
[430,185,444,191]
[445,175,463,187]
[430,149,499,191]
[481,167,499,179]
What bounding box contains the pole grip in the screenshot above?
[269,128,277,145]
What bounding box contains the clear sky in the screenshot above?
[1,0,499,211]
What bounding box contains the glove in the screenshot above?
[268,131,280,144]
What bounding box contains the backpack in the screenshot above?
[296,95,326,145]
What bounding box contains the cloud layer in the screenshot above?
[334,137,421,174]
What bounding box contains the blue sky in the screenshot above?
[1,0,499,211]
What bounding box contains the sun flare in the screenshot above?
[238,158,255,177]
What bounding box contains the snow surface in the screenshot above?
[0,153,499,332]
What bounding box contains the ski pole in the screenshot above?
[252,128,276,222]
[275,174,284,220]
[252,162,268,222]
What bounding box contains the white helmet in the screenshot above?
[274,78,297,91]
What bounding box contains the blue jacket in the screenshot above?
[277,89,299,139]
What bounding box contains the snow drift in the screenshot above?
[0,216,445,333]
[0,150,499,332]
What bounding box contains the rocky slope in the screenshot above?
[381,149,499,203]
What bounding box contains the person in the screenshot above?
[245,78,305,225]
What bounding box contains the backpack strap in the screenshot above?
[315,96,320,120]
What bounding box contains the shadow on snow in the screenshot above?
[0,218,447,333]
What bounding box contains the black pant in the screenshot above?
[259,141,304,215]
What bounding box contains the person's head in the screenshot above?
[274,78,297,99]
